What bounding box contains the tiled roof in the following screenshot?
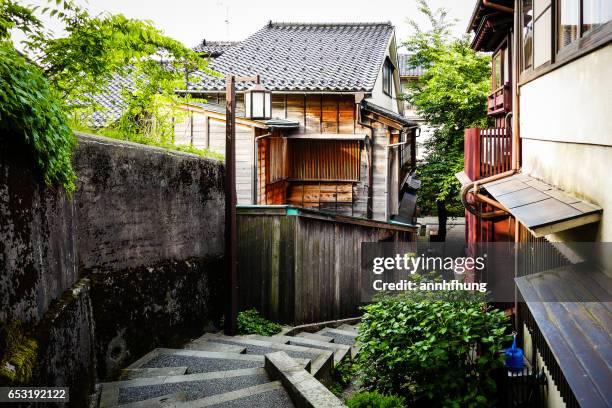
[193,40,239,57]
[85,71,137,128]
[397,54,424,77]
[188,21,395,92]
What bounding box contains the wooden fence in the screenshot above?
[464,127,512,180]
[237,206,417,324]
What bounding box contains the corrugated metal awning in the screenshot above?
[481,174,602,237]
[515,263,612,407]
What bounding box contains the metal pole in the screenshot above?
[225,75,238,335]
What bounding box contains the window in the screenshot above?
[558,0,580,49]
[583,0,612,33]
[521,0,611,76]
[382,61,393,96]
[492,50,503,89]
[522,0,534,69]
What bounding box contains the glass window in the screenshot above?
[534,8,552,66]
[583,0,612,33]
[558,0,580,50]
[522,0,534,70]
[382,62,392,96]
[493,52,503,89]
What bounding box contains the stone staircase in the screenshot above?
[92,321,360,407]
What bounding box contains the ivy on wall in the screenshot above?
[0,44,77,192]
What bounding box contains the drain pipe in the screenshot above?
[462,2,522,220]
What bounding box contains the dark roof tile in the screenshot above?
[189,21,395,92]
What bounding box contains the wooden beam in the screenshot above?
[361,112,404,131]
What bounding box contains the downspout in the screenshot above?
[461,0,521,220]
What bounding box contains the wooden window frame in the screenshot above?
[382,61,393,97]
[520,0,612,85]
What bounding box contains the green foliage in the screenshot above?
[329,359,359,396]
[0,321,38,385]
[0,43,76,191]
[402,0,491,217]
[356,292,510,407]
[1,0,214,190]
[346,391,406,408]
[70,122,224,161]
[237,309,282,336]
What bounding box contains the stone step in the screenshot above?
[316,329,360,359]
[114,392,186,407]
[337,324,359,334]
[183,340,246,354]
[265,351,346,408]
[181,381,295,407]
[295,332,335,343]
[99,368,269,407]
[316,329,357,346]
[199,334,332,379]
[257,335,351,364]
[120,367,188,381]
[127,349,266,373]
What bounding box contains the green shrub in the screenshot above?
[329,359,359,396]
[357,293,510,407]
[347,391,406,408]
[237,309,282,336]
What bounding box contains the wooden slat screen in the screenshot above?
[289,140,360,181]
[268,137,288,183]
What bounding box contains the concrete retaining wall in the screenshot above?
[0,133,225,405]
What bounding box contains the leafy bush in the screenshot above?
[237,309,282,336]
[347,391,406,408]
[357,293,510,407]
[329,359,359,396]
[0,43,76,191]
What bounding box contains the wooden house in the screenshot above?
[174,22,419,223]
[459,1,610,407]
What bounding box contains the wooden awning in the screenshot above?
[481,174,602,237]
[515,263,612,407]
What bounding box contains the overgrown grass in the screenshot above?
[71,123,224,161]
[236,309,282,336]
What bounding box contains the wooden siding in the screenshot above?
[237,207,416,324]
[372,126,390,220]
[289,140,360,181]
[174,110,255,204]
[271,94,359,134]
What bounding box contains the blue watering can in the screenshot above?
[505,332,524,372]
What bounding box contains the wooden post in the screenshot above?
[225,75,238,335]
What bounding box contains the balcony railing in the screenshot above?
[464,127,512,181]
[488,83,512,115]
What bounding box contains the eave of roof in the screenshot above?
[361,100,417,128]
[481,173,602,237]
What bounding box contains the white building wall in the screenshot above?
[519,44,612,242]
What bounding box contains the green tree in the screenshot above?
[1,0,210,191]
[402,0,490,241]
